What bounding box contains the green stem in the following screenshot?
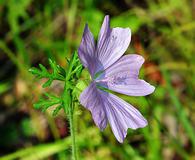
[62,85,78,160]
[63,53,78,159]
[69,101,77,160]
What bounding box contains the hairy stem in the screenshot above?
[69,101,77,160]
[63,53,78,159]
[62,85,78,160]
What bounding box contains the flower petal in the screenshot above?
[96,15,131,72]
[99,54,144,78]
[103,92,147,143]
[79,82,108,130]
[78,24,97,76]
[80,81,147,143]
[97,54,155,96]
[97,15,110,51]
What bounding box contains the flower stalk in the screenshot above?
[62,83,78,160]
[29,52,82,159]
[63,52,80,160]
[69,100,77,160]
[62,86,77,160]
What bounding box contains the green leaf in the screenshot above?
[49,58,58,75]
[29,59,66,85]
[76,65,83,78]
[28,67,41,75]
[43,93,59,100]
[52,105,63,116]
[58,65,66,77]
[33,92,62,114]
[39,64,48,73]
[65,57,70,64]
[42,78,53,88]
[33,100,44,109]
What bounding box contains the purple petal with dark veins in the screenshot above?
[103,92,148,143]
[80,82,148,143]
[97,54,155,96]
[95,15,131,72]
[78,24,97,76]
[79,82,108,130]
[78,16,154,143]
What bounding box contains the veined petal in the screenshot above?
[97,15,110,49]
[80,82,147,143]
[98,54,144,79]
[78,15,154,143]
[103,92,147,143]
[96,15,131,72]
[97,54,155,96]
[79,82,108,130]
[78,24,97,76]
[101,79,155,96]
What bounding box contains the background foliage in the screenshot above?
[0,0,195,159]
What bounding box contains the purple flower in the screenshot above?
[78,15,155,143]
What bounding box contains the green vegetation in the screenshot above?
[0,0,195,159]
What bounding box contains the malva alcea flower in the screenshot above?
[78,15,155,143]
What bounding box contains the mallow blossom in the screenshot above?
[78,15,155,143]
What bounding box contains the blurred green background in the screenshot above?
[0,0,195,159]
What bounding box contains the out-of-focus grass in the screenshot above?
[0,128,100,160]
[0,0,195,159]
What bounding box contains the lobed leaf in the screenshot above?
[42,78,53,88]
[52,105,63,116]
